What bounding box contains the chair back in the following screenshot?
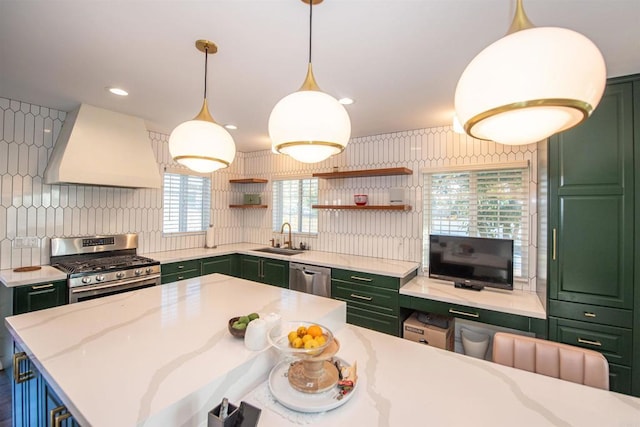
[492,332,609,390]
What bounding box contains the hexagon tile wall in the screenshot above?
[0,96,539,291]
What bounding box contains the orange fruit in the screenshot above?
[307,325,322,338]
[296,326,307,337]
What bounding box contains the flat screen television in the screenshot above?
[428,234,514,291]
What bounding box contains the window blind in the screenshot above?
[423,168,529,277]
[272,178,318,233]
[163,172,211,234]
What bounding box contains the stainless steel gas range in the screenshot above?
[50,234,160,304]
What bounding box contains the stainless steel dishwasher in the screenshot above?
[289,262,331,298]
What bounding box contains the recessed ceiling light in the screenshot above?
[107,87,129,96]
[338,98,354,105]
[224,124,238,130]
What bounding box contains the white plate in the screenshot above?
[268,357,358,413]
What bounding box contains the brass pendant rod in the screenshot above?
[308,0,313,64]
[203,44,209,100]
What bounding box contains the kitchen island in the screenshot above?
[6,274,640,426]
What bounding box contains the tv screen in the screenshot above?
[428,234,514,291]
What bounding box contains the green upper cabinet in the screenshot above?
[13,280,67,315]
[549,82,634,309]
[240,255,289,288]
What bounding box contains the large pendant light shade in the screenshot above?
[454,0,606,145]
[169,40,236,173]
[269,0,351,163]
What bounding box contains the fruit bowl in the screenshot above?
[228,317,246,338]
[268,321,335,358]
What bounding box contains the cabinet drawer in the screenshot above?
[401,295,530,331]
[346,306,399,336]
[14,280,67,315]
[161,269,200,284]
[161,260,201,276]
[332,268,400,290]
[333,281,398,315]
[548,317,632,366]
[548,300,632,328]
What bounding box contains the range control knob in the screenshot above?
[116,272,124,279]
[145,267,152,274]
[96,275,105,282]
[135,269,142,276]
[81,277,92,284]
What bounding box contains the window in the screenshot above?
[423,166,529,278]
[272,178,318,233]
[163,171,211,234]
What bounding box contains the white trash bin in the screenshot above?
[461,327,490,359]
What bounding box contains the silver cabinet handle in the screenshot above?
[552,228,557,261]
[350,275,372,282]
[177,265,184,269]
[54,412,72,427]
[448,308,479,318]
[578,338,602,347]
[177,276,184,280]
[32,283,54,290]
[350,293,373,301]
[583,312,597,318]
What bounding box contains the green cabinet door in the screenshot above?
[161,260,201,284]
[549,82,634,309]
[13,280,67,315]
[201,254,240,277]
[240,255,261,283]
[240,255,289,287]
[262,258,289,288]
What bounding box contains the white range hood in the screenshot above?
[44,104,161,188]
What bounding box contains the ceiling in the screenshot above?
[1,0,639,153]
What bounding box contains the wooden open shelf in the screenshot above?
[229,178,268,184]
[312,204,412,211]
[312,167,412,179]
[229,204,268,209]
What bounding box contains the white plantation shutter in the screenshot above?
[273,178,318,233]
[163,172,211,233]
[423,167,529,277]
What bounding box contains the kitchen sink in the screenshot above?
[254,247,304,256]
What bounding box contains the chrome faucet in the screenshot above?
[280,222,292,249]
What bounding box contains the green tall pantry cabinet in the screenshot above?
[548,74,639,396]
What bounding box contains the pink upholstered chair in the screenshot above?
[492,332,609,390]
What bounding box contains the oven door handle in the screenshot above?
[70,275,160,294]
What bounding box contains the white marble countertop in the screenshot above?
[143,243,420,278]
[0,266,67,288]
[243,324,640,426]
[5,274,346,426]
[7,274,640,426]
[400,276,546,319]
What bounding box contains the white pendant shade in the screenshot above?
[169,118,236,173]
[269,89,351,163]
[455,26,606,145]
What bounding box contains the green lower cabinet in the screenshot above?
[548,316,632,394]
[161,259,201,284]
[331,269,407,337]
[240,255,289,288]
[201,254,240,277]
[14,281,67,315]
[399,294,539,334]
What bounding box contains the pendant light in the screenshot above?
[454,0,606,145]
[169,40,236,173]
[269,0,351,163]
